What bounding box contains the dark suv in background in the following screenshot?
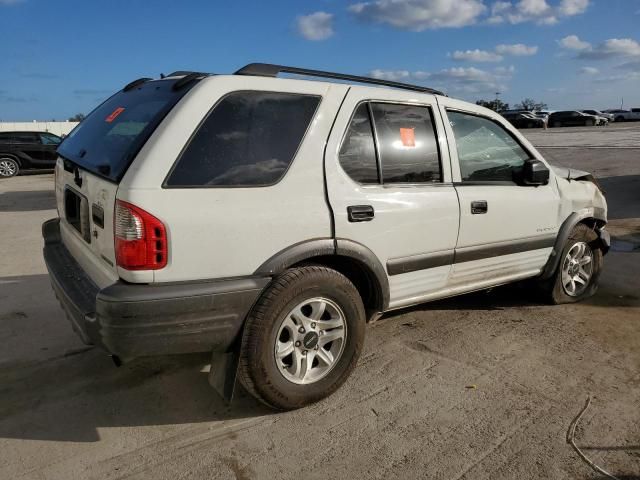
[0,131,61,178]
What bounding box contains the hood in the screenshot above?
[551,165,593,181]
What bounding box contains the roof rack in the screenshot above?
[234,63,444,96]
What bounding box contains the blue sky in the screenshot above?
[1,0,639,121]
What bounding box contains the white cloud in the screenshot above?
[450,44,538,65]
[558,34,591,50]
[451,49,504,62]
[558,0,589,16]
[349,0,486,31]
[488,0,589,25]
[579,66,599,75]
[295,12,334,41]
[369,69,411,81]
[578,38,640,60]
[369,65,515,94]
[495,43,538,56]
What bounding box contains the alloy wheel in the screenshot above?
[274,297,347,385]
[561,242,593,296]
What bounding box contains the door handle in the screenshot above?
[471,200,488,214]
[347,205,374,222]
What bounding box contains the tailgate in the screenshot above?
[55,159,119,288]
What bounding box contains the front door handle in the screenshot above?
[347,205,375,222]
[471,200,488,214]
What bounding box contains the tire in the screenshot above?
[615,116,625,123]
[238,266,366,410]
[538,224,603,304]
[552,122,561,128]
[585,119,595,127]
[0,157,19,178]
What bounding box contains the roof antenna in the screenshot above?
[160,73,166,79]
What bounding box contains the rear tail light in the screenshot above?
[114,200,167,270]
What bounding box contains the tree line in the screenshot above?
[475,98,548,112]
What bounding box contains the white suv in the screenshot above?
[43,64,609,409]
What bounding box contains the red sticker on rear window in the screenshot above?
[400,127,415,147]
[105,107,125,123]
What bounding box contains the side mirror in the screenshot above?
[522,158,549,186]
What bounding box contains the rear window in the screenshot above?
[57,79,195,181]
[165,91,320,187]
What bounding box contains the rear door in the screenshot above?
[439,99,560,288]
[325,88,459,310]
[38,132,62,164]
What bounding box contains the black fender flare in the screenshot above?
[541,211,609,279]
[254,238,389,312]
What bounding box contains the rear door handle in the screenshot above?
[347,205,374,222]
[471,200,488,214]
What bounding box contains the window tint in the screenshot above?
[167,91,320,187]
[58,78,196,181]
[371,103,441,183]
[0,133,12,144]
[338,104,378,184]
[13,132,39,143]
[40,133,61,145]
[448,111,530,182]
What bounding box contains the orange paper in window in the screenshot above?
[105,107,125,123]
[400,127,415,147]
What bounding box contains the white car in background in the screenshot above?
[581,110,613,122]
[603,109,640,122]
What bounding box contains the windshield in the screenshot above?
[57,78,196,181]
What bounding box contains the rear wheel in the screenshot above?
[552,122,561,128]
[615,116,625,122]
[238,266,366,410]
[0,157,19,178]
[537,224,603,304]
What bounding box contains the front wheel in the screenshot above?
[0,158,19,178]
[538,224,603,304]
[238,266,366,410]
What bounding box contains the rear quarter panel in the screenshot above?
[119,76,348,282]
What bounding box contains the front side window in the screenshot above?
[166,91,320,187]
[338,103,379,184]
[371,103,441,183]
[448,111,530,182]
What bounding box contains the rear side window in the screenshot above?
[0,133,12,144]
[166,91,320,187]
[339,103,379,184]
[40,133,61,145]
[57,79,195,181]
[371,103,441,183]
[448,110,530,182]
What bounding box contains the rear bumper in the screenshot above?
[42,218,269,358]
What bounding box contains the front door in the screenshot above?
[439,98,560,288]
[325,88,460,310]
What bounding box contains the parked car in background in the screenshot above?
[533,110,551,122]
[0,131,61,177]
[603,109,640,122]
[581,110,614,122]
[548,111,602,128]
[501,112,545,128]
